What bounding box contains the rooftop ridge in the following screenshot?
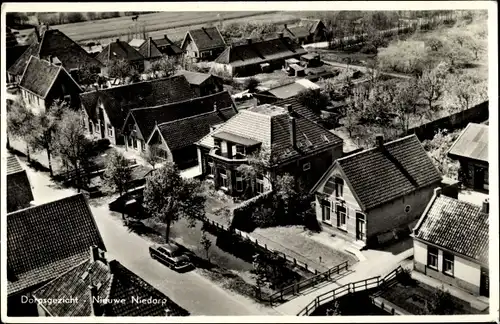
[336,134,417,162]
[156,106,235,127]
[7,193,85,217]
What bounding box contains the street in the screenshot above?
[22,161,278,316]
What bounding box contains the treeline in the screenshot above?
[11,11,159,26]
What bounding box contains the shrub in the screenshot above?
[244,77,260,93]
[360,43,378,54]
[95,138,111,152]
[64,12,85,23]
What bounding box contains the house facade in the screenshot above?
[138,37,164,71]
[412,188,489,297]
[311,135,442,248]
[181,27,226,61]
[448,123,488,192]
[196,103,343,197]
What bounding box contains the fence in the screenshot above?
[268,261,349,306]
[297,265,404,316]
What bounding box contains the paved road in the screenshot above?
[323,60,413,80]
[23,162,278,316]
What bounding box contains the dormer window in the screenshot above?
[334,177,344,198]
[235,145,246,156]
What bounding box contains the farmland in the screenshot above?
[51,11,299,44]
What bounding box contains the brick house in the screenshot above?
[7,194,106,317]
[80,74,196,145]
[7,154,34,213]
[175,70,224,97]
[19,56,83,112]
[448,123,488,192]
[195,103,343,197]
[96,39,145,75]
[180,26,226,61]
[311,135,442,248]
[412,188,489,297]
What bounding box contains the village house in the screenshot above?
[448,123,488,192]
[19,56,83,112]
[7,28,103,84]
[412,188,489,297]
[196,103,343,196]
[137,37,164,71]
[311,134,442,248]
[254,79,320,104]
[153,34,184,57]
[96,39,145,75]
[147,106,237,169]
[211,34,307,77]
[32,246,188,316]
[181,26,226,61]
[6,154,34,213]
[7,194,106,317]
[175,70,224,97]
[122,90,234,153]
[282,19,327,45]
[80,74,196,145]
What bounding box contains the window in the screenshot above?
[207,161,215,178]
[256,175,264,194]
[133,138,138,149]
[334,178,344,198]
[405,205,411,213]
[235,172,243,192]
[303,162,311,171]
[221,173,229,189]
[443,252,454,276]
[336,205,347,230]
[427,246,438,269]
[484,169,489,190]
[321,200,331,222]
[107,124,113,137]
[127,136,133,147]
[95,123,100,134]
[140,139,145,151]
[235,145,246,156]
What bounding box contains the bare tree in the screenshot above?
[7,99,35,162]
[419,68,443,111]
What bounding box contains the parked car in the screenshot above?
[149,243,193,271]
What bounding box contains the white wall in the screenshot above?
[455,254,481,288]
[413,239,427,266]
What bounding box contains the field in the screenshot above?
[51,11,299,44]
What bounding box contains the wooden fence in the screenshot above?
[297,265,404,316]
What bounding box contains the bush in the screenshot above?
[231,191,273,232]
[360,43,378,54]
[64,12,85,23]
[95,138,111,152]
[244,77,260,93]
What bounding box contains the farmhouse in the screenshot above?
[412,188,489,297]
[96,39,145,74]
[282,19,327,44]
[32,246,188,316]
[447,123,488,192]
[147,106,237,169]
[19,56,83,112]
[254,79,320,104]
[6,154,34,213]
[7,28,103,83]
[311,134,442,248]
[175,70,224,97]
[122,90,234,153]
[80,74,196,145]
[181,26,226,61]
[7,194,106,317]
[211,34,307,77]
[196,103,343,196]
[153,34,184,57]
[137,37,164,71]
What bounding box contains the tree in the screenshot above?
[423,129,460,179]
[391,79,421,132]
[148,57,179,78]
[378,40,428,75]
[200,232,212,262]
[143,162,206,242]
[107,59,138,82]
[142,144,163,169]
[77,62,101,87]
[244,77,260,93]
[326,300,342,315]
[7,99,35,162]
[341,98,360,138]
[426,286,457,315]
[450,74,477,111]
[103,151,132,196]
[296,89,330,115]
[419,67,444,111]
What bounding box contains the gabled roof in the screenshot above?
[125,90,235,141]
[260,79,319,100]
[214,36,307,68]
[198,104,342,164]
[79,75,196,128]
[413,195,488,265]
[448,123,488,163]
[138,38,163,59]
[153,107,237,151]
[96,39,144,65]
[8,29,102,76]
[314,135,442,210]
[7,194,106,295]
[153,35,183,55]
[284,25,311,39]
[128,38,146,48]
[19,56,70,98]
[274,97,321,123]
[33,257,189,316]
[299,18,324,33]
[175,70,216,86]
[6,45,29,70]
[182,26,226,52]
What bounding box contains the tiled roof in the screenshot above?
[153,35,183,55]
[6,45,29,70]
[7,194,106,295]
[80,75,196,128]
[33,258,189,316]
[7,154,24,175]
[155,107,237,151]
[214,36,307,68]
[300,19,323,33]
[96,40,144,65]
[7,155,34,213]
[8,29,102,76]
[19,56,62,98]
[258,79,319,100]
[335,135,442,210]
[138,38,163,59]
[129,38,146,48]
[128,90,234,141]
[184,26,226,52]
[175,70,214,85]
[448,123,488,163]
[284,25,311,39]
[414,195,488,265]
[274,97,321,123]
[198,104,342,164]
[130,165,154,181]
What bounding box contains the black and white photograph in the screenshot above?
[1,1,497,321]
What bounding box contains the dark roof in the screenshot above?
[96,40,144,65]
[130,164,154,181]
[6,45,29,70]
[19,56,63,98]
[8,40,40,76]
[183,26,226,52]
[414,195,488,265]
[7,194,106,295]
[7,154,24,175]
[33,257,189,316]
[127,90,234,141]
[448,123,488,163]
[214,36,307,68]
[7,155,34,213]
[80,75,196,128]
[6,27,19,47]
[300,19,323,33]
[155,107,237,151]
[175,70,215,85]
[199,104,342,164]
[332,135,442,210]
[138,38,163,59]
[274,97,321,123]
[284,25,311,39]
[153,35,183,55]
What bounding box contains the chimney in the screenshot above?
[90,245,100,263]
[434,187,441,197]
[149,36,153,42]
[285,104,293,114]
[213,103,218,112]
[278,32,284,38]
[284,23,288,29]
[376,134,384,148]
[246,37,252,45]
[116,38,120,43]
[482,198,489,214]
[88,284,101,316]
[108,260,119,274]
[289,117,297,148]
[47,55,53,64]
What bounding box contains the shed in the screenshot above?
[289,64,305,77]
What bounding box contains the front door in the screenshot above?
[356,213,365,241]
[480,267,489,297]
[474,166,485,190]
